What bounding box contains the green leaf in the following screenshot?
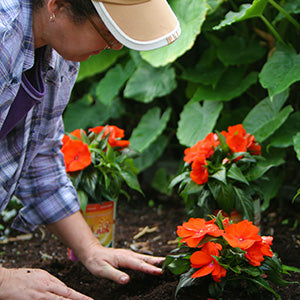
[63,95,124,132]
[77,190,88,214]
[259,44,300,97]
[151,168,172,195]
[210,166,227,185]
[95,60,136,106]
[120,169,143,195]
[233,187,254,220]
[140,0,209,67]
[282,264,300,274]
[169,172,190,190]
[134,135,168,173]
[257,169,284,211]
[227,163,249,185]
[177,101,223,147]
[213,0,268,30]
[191,68,258,102]
[217,36,267,66]
[175,269,198,297]
[247,277,281,299]
[77,49,127,82]
[181,58,226,87]
[208,181,235,214]
[269,111,300,148]
[274,0,300,23]
[129,107,171,152]
[124,62,176,103]
[242,90,293,143]
[166,257,191,275]
[246,149,285,181]
[293,132,300,161]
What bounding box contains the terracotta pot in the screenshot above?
[68,201,116,261]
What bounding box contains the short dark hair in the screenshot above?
[32,0,97,22]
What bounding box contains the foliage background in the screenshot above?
[63,0,300,212]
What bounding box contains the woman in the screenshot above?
[0,0,180,299]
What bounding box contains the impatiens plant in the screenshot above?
[61,125,143,213]
[170,124,265,222]
[164,214,298,299]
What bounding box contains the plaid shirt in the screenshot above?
[0,0,80,232]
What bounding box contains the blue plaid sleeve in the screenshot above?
[12,119,80,232]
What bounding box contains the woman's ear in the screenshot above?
[47,0,69,18]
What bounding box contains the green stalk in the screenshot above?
[260,15,285,44]
[268,0,300,31]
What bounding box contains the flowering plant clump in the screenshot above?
[163,213,297,299]
[170,124,264,221]
[61,125,143,213]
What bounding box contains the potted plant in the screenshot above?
[163,213,298,299]
[170,124,265,225]
[61,125,143,257]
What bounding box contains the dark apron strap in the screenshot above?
[0,81,38,140]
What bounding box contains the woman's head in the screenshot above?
[32,0,97,23]
[32,0,122,61]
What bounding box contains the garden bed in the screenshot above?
[1,194,299,300]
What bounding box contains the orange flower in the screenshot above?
[62,129,87,147]
[190,242,227,282]
[245,236,273,266]
[177,218,224,248]
[89,125,130,149]
[61,139,92,173]
[69,129,86,140]
[62,134,71,146]
[221,124,261,155]
[184,133,219,164]
[223,220,261,250]
[246,134,261,155]
[190,157,209,185]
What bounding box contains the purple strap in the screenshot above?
[0,51,45,140]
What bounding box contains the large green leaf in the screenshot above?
[213,0,268,30]
[181,48,226,87]
[129,107,171,152]
[217,36,267,66]
[257,169,284,211]
[245,149,285,181]
[269,112,300,148]
[191,68,258,102]
[293,132,300,161]
[95,60,136,106]
[259,44,300,96]
[124,62,176,103]
[140,0,209,67]
[177,101,223,147]
[134,135,168,172]
[77,49,127,82]
[274,0,300,23]
[63,95,124,132]
[242,90,293,143]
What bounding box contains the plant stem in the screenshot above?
[260,15,285,44]
[268,0,300,31]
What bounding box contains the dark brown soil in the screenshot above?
[1,194,300,300]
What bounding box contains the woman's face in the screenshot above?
[45,10,123,61]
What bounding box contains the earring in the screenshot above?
[49,13,55,22]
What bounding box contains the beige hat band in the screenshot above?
[95,0,150,4]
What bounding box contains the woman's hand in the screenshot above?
[0,267,94,300]
[79,245,164,284]
[47,211,165,284]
